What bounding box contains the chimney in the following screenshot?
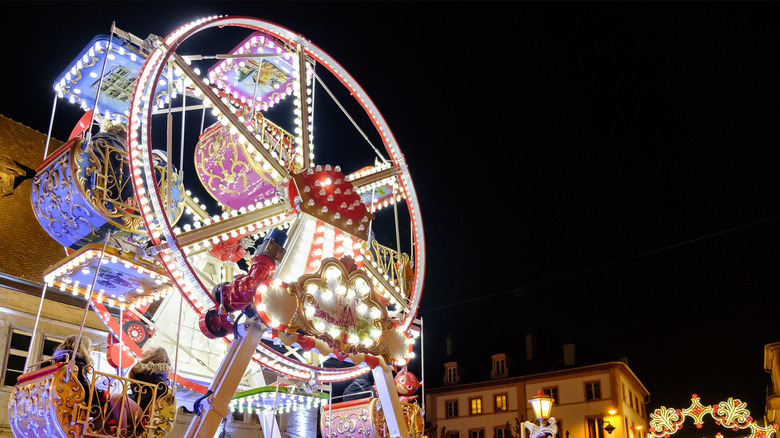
[563,343,575,366]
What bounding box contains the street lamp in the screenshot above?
[604,409,617,435]
[523,390,558,438]
[529,390,554,420]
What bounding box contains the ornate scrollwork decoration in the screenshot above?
[7,365,85,438]
[32,145,101,247]
[73,136,183,234]
[289,256,395,362]
[711,397,752,430]
[150,387,178,438]
[648,394,777,438]
[649,407,685,437]
[194,120,289,210]
[321,402,372,438]
[368,240,412,299]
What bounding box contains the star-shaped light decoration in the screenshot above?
[682,394,711,428]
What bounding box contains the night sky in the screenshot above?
[3,1,780,433]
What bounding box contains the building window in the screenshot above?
[446,400,459,418]
[587,418,605,438]
[495,426,509,438]
[543,386,559,404]
[553,419,563,438]
[491,354,509,379]
[494,393,508,412]
[41,336,63,362]
[470,397,483,415]
[469,429,485,438]
[445,432,461,438]
[446,365,459,384]
[495,359,506,376]
[585,381,601,401]
[3,329,31,386]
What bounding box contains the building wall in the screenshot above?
[428,379,525,437]
[526,369,612,438]
[426,362,650,438]
[765,342,780,425]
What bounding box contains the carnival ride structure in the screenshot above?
[8,15,425,438]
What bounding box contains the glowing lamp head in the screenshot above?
[529,390,554,420]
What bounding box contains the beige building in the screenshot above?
[426,354,650,438]
[764,342,780,426]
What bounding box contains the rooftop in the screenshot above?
[0,115,65,284]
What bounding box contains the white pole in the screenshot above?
[420,317,425,412]
[173,292,183,393]
[24,282,49,371]
[43,94,58,159]
[118,303,123,375]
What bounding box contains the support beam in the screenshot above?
[184,318,267,438]
[296,45,311,169]
[372,364,411,438]
[171,201,289,249]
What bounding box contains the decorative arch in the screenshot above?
[649,394,777,438]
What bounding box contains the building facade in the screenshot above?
[426,356,650,438]
[765,342,780,426]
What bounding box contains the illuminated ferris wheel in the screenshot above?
[124,14,425,378]
[17,14,425,438]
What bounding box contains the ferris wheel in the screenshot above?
[123,14,425,378]
[20,15,425,437]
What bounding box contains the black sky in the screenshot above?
[3,1,780,431]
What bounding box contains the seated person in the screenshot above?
[127,346,172,411]
[343,376,375,401]
[54,335,107,408]
[107,346,171,436]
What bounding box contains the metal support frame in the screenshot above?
[184,318,267,437]
[296,45,311,169]
[372,364,412,438]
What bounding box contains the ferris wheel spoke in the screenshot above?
[313,72,387,163]
[347,166,400,191]
[169,52,290,180]
[172,201,290,250]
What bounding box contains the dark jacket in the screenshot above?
[54,349,106,409]
[128,362,170,411]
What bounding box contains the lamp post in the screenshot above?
[523,390,558,438]
[603,409,617,435]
